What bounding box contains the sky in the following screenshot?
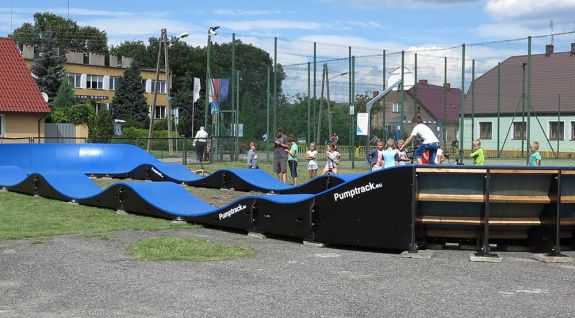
[1,0,574,51]
[1,0,574,99]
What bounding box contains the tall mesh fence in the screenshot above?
[38,30,575,168]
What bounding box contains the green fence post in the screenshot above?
[471,59,475,144]
[459,44,465,160]
[267,66,270,162]
[349,46,352,161]
[273,37,277,133]
[497,62,501,157]
[383,50,387,138]
[526,36,532,165]
[183,136,187,165]
[352,55,356,169]
[313,42,317,142]
[308,62,311,144]
[400,51,405,124]
[443,56,447,147]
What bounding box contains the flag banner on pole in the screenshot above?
[218,79,230,103]
[193,77,201,103]
[209,78,221,103]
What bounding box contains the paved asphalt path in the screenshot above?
[1,228,574,318]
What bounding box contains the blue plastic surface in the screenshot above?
[0,166,28,187]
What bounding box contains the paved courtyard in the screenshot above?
[1,228,574,317]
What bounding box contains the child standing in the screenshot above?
[395,139,410,165]
[306,143,319,179]
[529,141,541,166]
[323,143,341,175]
[368,141,385,171]
[247,142,259,168]
[286,135,299,185]
[470,139,485,165]
[383,138,397,168]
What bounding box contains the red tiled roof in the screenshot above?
[0,38,50,113]
[407,82,462,122]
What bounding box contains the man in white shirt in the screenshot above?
[399,115,440,164]
[192,126,209,162]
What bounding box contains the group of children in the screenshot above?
[246,137,544,184]
[470,139,541,166]
[247,140,342,185]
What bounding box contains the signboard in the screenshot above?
[210,102,219,114]
[356,113,368,136]
[232,123,244,137]
[349,105,355,116]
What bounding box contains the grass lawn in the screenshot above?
[0,191,198,241]
[127,237,256,261]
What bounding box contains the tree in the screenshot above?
[174,72,202,137]
[89,107,114,143]
[31,31,65,102]
[11,12,108,53]
[53,79,75,108]
[112,63,149,128]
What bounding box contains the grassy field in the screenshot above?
[127,237,256,261]
[0,191,198,241]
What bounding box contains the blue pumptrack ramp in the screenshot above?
[3,146,574,254]
[0,166,28,187]
[0,143,359,193]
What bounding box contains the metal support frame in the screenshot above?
[475,169,496,257]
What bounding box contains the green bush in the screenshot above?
[88,108,114,143]
[49,103,92,125]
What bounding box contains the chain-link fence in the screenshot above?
[205,31,575,167]
[11,31,575,168]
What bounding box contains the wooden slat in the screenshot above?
[418,216,541,225]
[561,218,575,226]
[489,169,559,175]
[560,195,575,203]
[425,229,528,239]
[560,170,575,175]
[417,193,550,203]
[416,168,487,174]
[489,194,550,204]
[417,193,484,202]
[425,229,572,239]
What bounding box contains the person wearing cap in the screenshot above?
[193,126,209,162]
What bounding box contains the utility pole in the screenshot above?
[147,29,164,152]
[163,29,174,156]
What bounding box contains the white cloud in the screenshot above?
[214,20,323,31]
[213,9,289,16]
[317,0,481,10]
[485,0,575,21]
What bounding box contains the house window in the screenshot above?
[571,122,575,140]
[151,80,166,94]
[155,106,166,119]
[549,121,564,141]
[109,76,120,91]
[392,102,401,113]
[513,122,525,140]
[479,122,492,140]
[0,114,5,137]
[86,74,104,89]
[67,73,82,88]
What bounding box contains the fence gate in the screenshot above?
[44,123,75,143]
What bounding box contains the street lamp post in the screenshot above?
[204,26,219,132]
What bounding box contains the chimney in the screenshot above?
[571,43,575,55]
[373,91,379,98]
[418,79,428,85]
[444,82,451,89]
[545,44,554,57]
